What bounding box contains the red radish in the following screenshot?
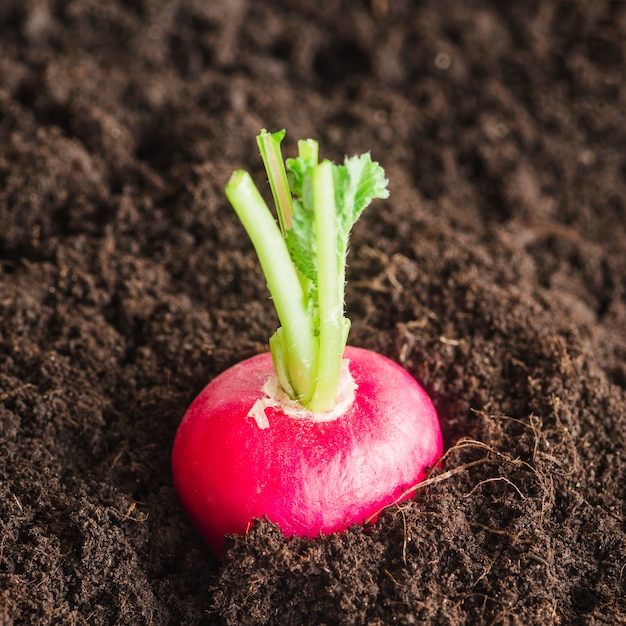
[172,347,442,554]
[172,130,443,555]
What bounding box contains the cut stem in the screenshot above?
[257,129,293,235]
[225,170,318,401]
[308,160,345,412]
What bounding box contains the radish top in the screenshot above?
[225,130,388,412]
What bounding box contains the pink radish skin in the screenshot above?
[172,346,443,555]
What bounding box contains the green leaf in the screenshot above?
[285,152,318,284]
[285,199,317,283]
[334,152,389,240]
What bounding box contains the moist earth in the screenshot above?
[1,1,625,624]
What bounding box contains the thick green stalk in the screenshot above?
[225,170,318,401]
[308,160,346,412]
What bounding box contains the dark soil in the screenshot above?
[1,1,625,624]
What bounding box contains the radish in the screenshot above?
[172,130,443,555]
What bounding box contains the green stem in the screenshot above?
[296,138,319,170]
[269,329,294,397]
[308,160,345,412]
[257,129,293,235]
[225,170,318,401]
[260,131,315,309]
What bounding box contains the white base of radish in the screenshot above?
[248,358,357,429]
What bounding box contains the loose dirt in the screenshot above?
[1,1,625,624]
